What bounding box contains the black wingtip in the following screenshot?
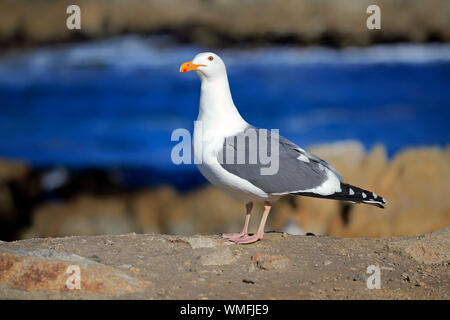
[362,201,385,209]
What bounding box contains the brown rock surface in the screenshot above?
[17,143,450,240]
[252,253,290,270]
[271,143,450,238]
[163,186,251,235]
[132,186,178,234]
[1,0,449,48]
[0,158,30,217]
[0,229,449,299]
[0,246,150,297]
[334,146,450,237]
[386,229,450,265]
[20,195,137,239]
[0,158,29,183]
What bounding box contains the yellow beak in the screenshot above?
[179,61,205,73]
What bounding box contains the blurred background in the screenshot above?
[0,0,449,241]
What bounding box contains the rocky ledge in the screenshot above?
[1,228,449,299]
[1,0,449,49]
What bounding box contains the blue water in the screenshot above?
[0,36,449,189]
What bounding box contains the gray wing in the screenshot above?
[218,126,343,194]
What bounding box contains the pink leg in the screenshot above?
[222,202,253,240]
[233,201,272,244]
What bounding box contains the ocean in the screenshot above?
[1,36,449,189]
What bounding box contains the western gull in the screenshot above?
[180,52,387,244]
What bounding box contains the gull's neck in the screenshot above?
[197,73,248,137]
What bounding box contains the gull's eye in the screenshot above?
[208,56,214,61]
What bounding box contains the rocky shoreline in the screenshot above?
[1,0,449,51]
[1,141,449,242]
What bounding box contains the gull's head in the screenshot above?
[179,52,226,80]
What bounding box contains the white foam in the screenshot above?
[1,36,449,77]
[221,43,450,65]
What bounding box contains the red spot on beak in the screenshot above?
[183,69,187,73]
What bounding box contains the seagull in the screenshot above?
[179,52,387,244]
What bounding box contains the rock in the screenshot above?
[342,147,450,237]
[0,184,14,218]
[351,274,365,282]
[0,158,29,183]
[387,228,450,264]
[6,143,450,241]
[308,141,367,186]
[0,247,150,295]
[131,186,177,234]
[270,144,450,238]
[164,187,247,235]
[360,145,388,189]
[1,0,449,48]
[20,195,137,238]
[251,254,290,270]
[199,248,236,266]
[1,231,448,299]
[0,158,31,236]
[401,273,411,282]
[183,236,229,249]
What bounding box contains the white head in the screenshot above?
[179,52,227,81]
[179,52,247,131]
